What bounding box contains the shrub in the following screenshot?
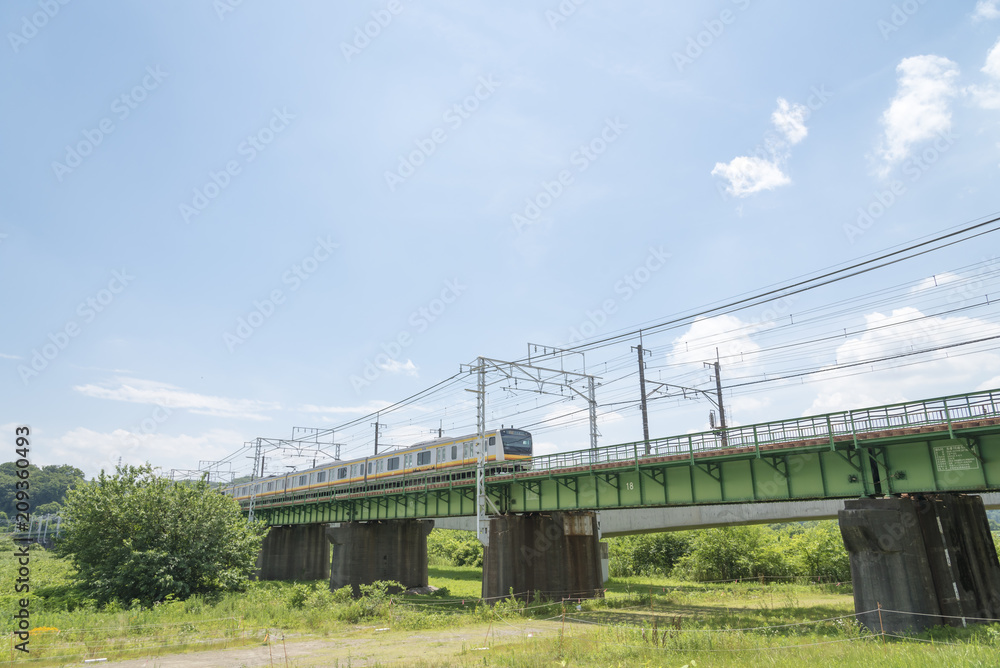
[427,529,483,567]
[56,464,268,605]
[671,525,794,582]
[607,532,691,577]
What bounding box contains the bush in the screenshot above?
[671,525,794,582]
[56,464,268,606]
[607,532,691,577]
[427,529,483,567]
[785,522,851,582]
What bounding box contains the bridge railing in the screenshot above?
[525,388,1000,473]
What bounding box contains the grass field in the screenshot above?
[4,545,1000,666]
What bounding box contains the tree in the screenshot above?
[57,464,268,605]
[607,532,692,577]
[671,525,794,581]
[0,462,84,517]
[786,522,851,582]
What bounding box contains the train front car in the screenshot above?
[499,428,533,470]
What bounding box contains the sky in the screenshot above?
[2,1,1000,481]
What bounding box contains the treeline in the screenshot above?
[608,523,851,582]
[0,462,84,518]
[429,520,1000,584]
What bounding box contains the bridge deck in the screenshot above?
[248,388,1000,524]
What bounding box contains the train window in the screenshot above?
[317,471,326,483]
[338,467,347,480]
[368,462,373,475]
[417,451,431,466]
[387,457,399,471]
[489,436,496,446]
[266,482,273,491]
[298,475,307,486]
[437,447,445,463]
[377,459,385,473]
[309,472,316,485]
[451,445,457,460]
[463,442,473,458]
[404,454,413,468]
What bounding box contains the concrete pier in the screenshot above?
[326,520,434,596]
[839,493,1000,633]
[482,512,603,603]
[256,524,330,581]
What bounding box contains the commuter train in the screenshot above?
[221,428,533,504]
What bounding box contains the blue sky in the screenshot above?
[3,1,1000,480]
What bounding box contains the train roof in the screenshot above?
[224,427,530,488]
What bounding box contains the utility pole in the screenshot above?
[430,420,444,439]
[704,348,727,447]
[372,414,384,456]
[632,338,651,454]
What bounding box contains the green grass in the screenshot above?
[427,564,483,599]
[5,542,1000,667]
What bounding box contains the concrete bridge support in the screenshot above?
[838,493,1000,633]
[326,520,434,596]
[482,511,603,603]
[256,524,330,581]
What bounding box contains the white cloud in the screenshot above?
[966,38,1000,110]
[535,404,624,435]
[973,0,1000,21]
[978,374,1000,389]
[909,272,963,293]
[48,427,245,479]
[532,439,562,456]
[378,358,419,376]
[876,55,960,176]
[0,352,21,359]
[711,156,791,198]
[986,38,1000,78]
[73,377,280,420]
[669,314,766,368]
[771,98,809,145]
[381,424,440,449]
[805,308,1000,414]
[712,98,809,198]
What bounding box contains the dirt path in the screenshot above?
[102,620,563,667]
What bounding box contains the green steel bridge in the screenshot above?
[245,388,1000,526]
